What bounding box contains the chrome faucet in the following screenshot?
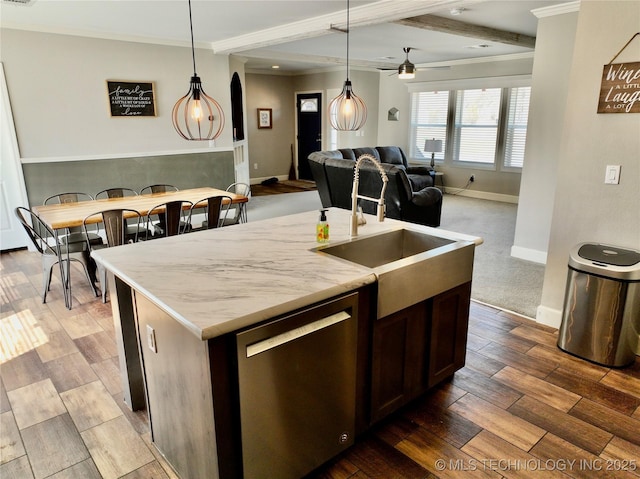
[351,154,388,237]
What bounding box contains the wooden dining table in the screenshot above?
[31,187,249,309]
[32,186,248,230]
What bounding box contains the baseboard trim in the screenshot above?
[443,188,518,204]
[511,245,547,264]
[536,305,562,329]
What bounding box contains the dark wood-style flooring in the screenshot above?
[1,248,639,478]
[251,179,317,196]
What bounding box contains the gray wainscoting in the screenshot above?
[22,151,235,206]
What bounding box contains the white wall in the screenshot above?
[512,7,579,264]
[0,29,234,160]
[245,73,295,180]
[538,0,640,328]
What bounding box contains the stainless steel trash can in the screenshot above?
[558,243,640,367]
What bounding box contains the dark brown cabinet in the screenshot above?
[370,282,471,423]
[428,281,471,387]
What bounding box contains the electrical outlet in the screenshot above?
[469,175,475,182]
[253,163,258,170]
[147,325,157,353]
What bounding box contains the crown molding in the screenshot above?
[0,24,211,49]
[532,1,580,19]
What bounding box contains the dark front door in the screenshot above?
[296,92,322,180]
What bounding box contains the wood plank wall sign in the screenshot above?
[598,62,640,113]
[107,81,156,117]
[597,33,640,114]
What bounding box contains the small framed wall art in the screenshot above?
[257,108,272,129]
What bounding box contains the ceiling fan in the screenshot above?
[379,47,449,78]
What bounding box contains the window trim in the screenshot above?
[406,75,531,94]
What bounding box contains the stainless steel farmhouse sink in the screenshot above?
[316,228,476,318]
[318,228,455,268]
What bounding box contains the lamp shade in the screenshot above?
[424,138,443,169]
[424,139,443,153]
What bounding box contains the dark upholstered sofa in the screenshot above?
[308,146,443,227]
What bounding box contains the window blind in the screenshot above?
[453,88,501,165]
[504,86,531,169]
[410,90,449,160]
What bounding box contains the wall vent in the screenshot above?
[2,0,36,6]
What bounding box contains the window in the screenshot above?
[453,88,501,165]
[503,86,531,169]
[408,79,531,170]
[410,91,449,161]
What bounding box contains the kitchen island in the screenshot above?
[93,207,481,479]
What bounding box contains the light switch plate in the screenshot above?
[147,324,157,353]
[605,165,621,184]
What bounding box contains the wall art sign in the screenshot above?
[107,80,156,117]
[597,33,640,114]
[598,62,640,113]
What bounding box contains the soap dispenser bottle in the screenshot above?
[317,209,329,243]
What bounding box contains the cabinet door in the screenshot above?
[428,282,471,388]
[370,302,427,422]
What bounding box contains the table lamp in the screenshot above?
[424,139,443,169]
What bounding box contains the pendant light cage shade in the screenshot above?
[172,75,225,141]
[329,0,367,131]
[329,80,367,131]
[172,0,225,141]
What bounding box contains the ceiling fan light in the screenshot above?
[398,60,415,79]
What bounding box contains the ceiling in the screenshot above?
[1,0,575,74]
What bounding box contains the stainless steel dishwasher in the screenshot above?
[236,292,359,479]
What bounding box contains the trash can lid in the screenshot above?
[578,243,640,267]
[569,243,640,281]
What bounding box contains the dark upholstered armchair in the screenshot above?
[308,146,442,227]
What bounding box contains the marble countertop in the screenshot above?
[92,208,482,340]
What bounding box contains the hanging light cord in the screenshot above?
[188,0,197,75]
[345,0,350,80]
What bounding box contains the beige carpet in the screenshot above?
[439,194,544,319]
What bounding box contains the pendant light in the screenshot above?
[329,0,367,131]
[398,48,415,80]
[172,0,224,141]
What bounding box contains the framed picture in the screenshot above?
[257,108,272,129]
[106,80,156,117]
